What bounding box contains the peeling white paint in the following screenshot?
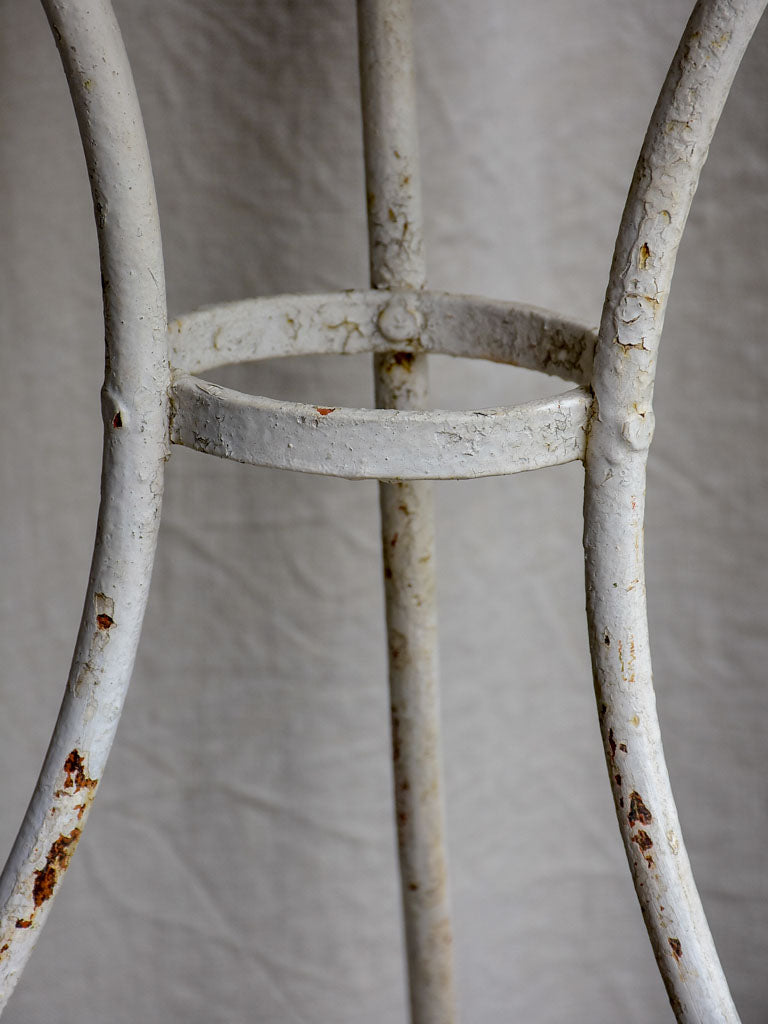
[584,2,767,1020]
[0,0,168,1008]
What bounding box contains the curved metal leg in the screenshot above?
[0,0,168,1008]
[584,1,766,1019]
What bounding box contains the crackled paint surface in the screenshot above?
[170,375,590,480]
[167,288,596,383]
[584,1,767,1020]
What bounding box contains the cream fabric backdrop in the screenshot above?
[1,1,767,1021]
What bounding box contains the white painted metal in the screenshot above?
[170,375,590,479]
[168,289,595,383]
[0,0,764,1020]
[358,1,458,1020]
[584,1,767,1020]
[0,0,169,1010]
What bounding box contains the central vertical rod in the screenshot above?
[357,3,458,1022]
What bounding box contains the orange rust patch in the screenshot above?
[112,412,122,428]
[96,613,114,630]
[668,937,683,961]
[628,791,652,828]
[15,919,31,929]
[631,829,653,852]
[0,943,8,955]
[316,407,335,416]
[639,242,651,270]
[62,750,98,794]
[32,828,82,909]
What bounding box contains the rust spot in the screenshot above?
[639,242,651,269]
[0,943,8,955]
[631,829,653,852]
[668,937,683,961]
[619,742,628,753]
[408,882,419,891]
[628,791,652,828]
[614,773,622,788]
[384,566,393,580]
[62,750,98,794]
[74,802,87,821]
[32,864,57,908]
[316,407,335,416]
[398,811,408,826]
[398,502,410,515]
[388,207,397,222]
[391,707,401,763]
[603,632,610,646]
[390,533,399,548]
[32,829,82,909]
[608,728,616,759]
[112,412,122,428]
[392,352,414,371]
[96,613,114,630]
[15,919,31,929]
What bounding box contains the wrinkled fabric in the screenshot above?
[0,1,767,1021]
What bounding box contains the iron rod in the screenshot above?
[358,1,458,1021]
